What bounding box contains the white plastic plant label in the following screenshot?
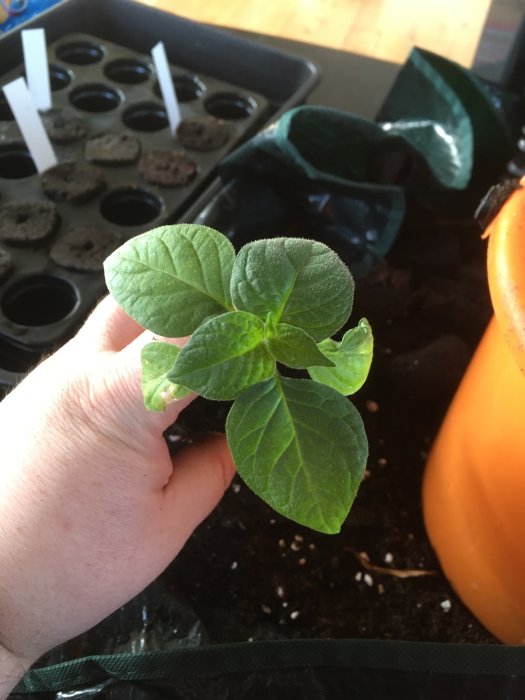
[151,41,181,134]
[22,28,52,112]
[2,77,57,174]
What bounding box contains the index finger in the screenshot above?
[74,295,144,353]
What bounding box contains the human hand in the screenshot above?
[0,296,235,695]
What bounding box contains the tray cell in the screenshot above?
[0,144,37,179]
[104,58,152,85]
[69,82,122,113]
[2,273,79,326]
[122,101,168,132]
[55,40,105,66]
[204,92,257,120]
[100,186,164,227]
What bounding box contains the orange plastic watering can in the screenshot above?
[423,175,525,644]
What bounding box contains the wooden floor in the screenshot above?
[137,0,493,67]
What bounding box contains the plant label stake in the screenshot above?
[21,28,51,112]
[151,41,181,135]
[2,77,57,174]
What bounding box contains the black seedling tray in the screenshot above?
[0,0,319,387]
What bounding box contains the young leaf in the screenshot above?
[230,237,354,341]
[141,342,190,412]
[104,224,235,337]
[309,318,373,395]
[169,311,275,401]
[268,323,334,369]
[226,376,368,534]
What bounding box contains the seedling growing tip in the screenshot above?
[104,224,373,534]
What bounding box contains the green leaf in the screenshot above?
[169,311,275,401]
[230,238,354,341]
[309,318,373,395]
[226,376,368,534]
[104,224,235,336]
[268,323,334,369]
[141,342,190,412]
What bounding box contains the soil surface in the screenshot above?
[155,194,498,646]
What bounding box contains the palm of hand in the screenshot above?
[0,297,234,666]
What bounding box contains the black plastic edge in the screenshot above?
[0,0,320,106]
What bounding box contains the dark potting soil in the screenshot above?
[84,133,141,166]
[49,226,122,272]
[41,162,106,204]
[139,150,198,187]
[159,197,499,646]
[42,108,88,145]
[177,115,230,152]
[0,201,59,244]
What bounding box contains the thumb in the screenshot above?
[161,433,237,545]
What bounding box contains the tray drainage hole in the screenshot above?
[153,74,205,103]
[2,275,78,326]
[122,102,168,132]
[69,83,121,113]
[0,144,36,179]
[105,58,152,84]
[100,187,162,226]
[55,41,104,65]
[205,92,257,120]
[0,94,14,122]
[49,64,73,91]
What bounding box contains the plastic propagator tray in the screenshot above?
[0,0,319,387]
